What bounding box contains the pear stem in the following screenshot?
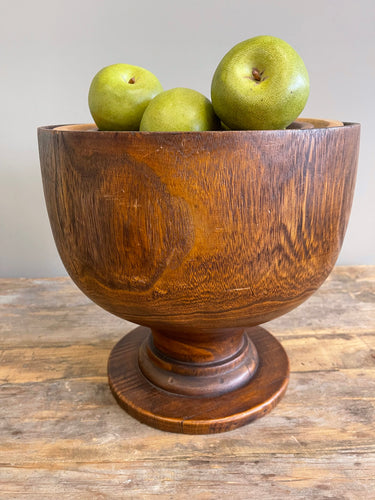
[252,68,262,81]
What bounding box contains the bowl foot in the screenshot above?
[108,326,289,434]
[138,327,260,397]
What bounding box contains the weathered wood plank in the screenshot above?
[1,454,374,500]
[0,266,374,498]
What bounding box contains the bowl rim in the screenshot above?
[38,119,360,135]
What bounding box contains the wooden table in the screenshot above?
[1,266,374,499]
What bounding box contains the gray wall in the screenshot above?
[1,0,374,277]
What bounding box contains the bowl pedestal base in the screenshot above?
[108,326,289,434]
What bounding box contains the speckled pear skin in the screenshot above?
[88,63,163,131]
[211,35,310,130]
[140,87,220,132]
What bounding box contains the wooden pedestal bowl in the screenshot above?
[38,119,360,434]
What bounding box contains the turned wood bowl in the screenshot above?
[38,119,360,434]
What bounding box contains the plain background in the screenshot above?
[1,0,374,278]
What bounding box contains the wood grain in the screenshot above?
[0,267,374,498]
[37,122,360,433]
[38,122,360,332]
[108,326,289,433]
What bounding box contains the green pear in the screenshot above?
[88,63,163,130]
[139,88,220,132]
[211,36,310,130]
